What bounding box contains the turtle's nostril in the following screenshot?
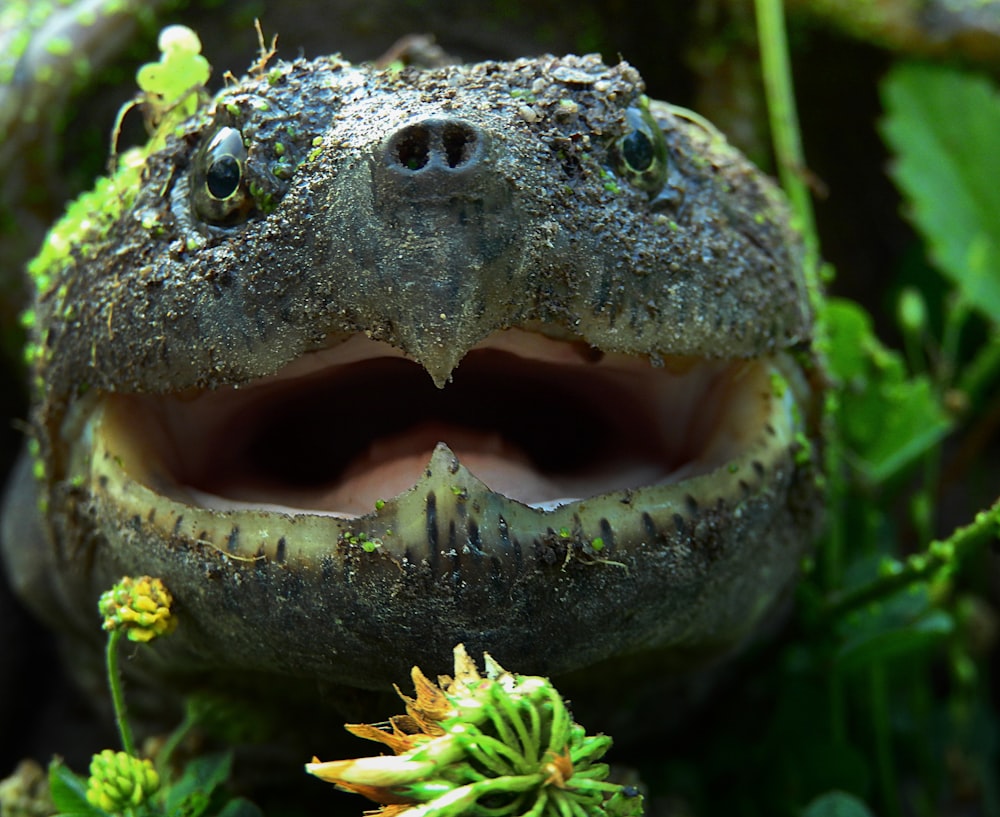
[384,119,483,173]
[441,122,477,168]
[391,123,431,171]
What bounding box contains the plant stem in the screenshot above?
[938,294,968,391]
[155,703,199,775]
[754,0,820,299]
[819,496,1000,626]
[870,663,901,817]
[960,331,1000,404]
[828,670,846,744]
[106,629,137,756]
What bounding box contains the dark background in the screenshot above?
[2,0,998,792]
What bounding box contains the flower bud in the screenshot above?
[85,750,159,813]
[98,576,175,642]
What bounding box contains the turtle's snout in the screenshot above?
[382,118,485,176]
[374,118,492,207]
[320,115,528,387]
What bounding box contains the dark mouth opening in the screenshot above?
[105,331,771,517]
[246,351,636,487]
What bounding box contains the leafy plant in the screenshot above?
[41,576,260,817]
[641,3,1000,816]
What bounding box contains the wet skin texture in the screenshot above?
[3,53,825,732]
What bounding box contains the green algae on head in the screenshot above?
[135,25,211,129]
[0,0,184,297]
[26,25,212,303]
[25,153,145,300]
[2,31,825,735]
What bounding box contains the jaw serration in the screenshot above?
[382,441,500,556]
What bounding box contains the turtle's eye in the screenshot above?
[613,106,668,195]
[192,127,254,225]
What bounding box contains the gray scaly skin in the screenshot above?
[2,50,825,732]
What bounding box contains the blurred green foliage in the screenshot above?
[881,64,1000,326]
[642,53,1000,817]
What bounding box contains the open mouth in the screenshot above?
[78,325,816,683]
[95,329,791,523]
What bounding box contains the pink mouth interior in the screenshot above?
[113,331,764,517]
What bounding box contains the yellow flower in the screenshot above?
[98,576,176,642]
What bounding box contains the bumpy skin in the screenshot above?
[3,53,824,729]
[34,57,808,393]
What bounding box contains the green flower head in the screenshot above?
[85,750,159,814]
[307,644,644,817]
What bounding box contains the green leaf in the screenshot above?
[212,797,265,817]
[835,582,954,672]
[135,26,210,119]
[164,752,233,817]
[880,63,1000,323]
[47,759,106,817]
[802,790,876,817]
[822,298,952,483]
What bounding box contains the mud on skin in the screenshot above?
[2,51,825,736]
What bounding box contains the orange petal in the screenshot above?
[374,804,418,817]
[397,666,452,726]
[334,781,418,806]
[345,722,419,755]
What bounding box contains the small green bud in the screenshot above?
[897,287,927,335]
[85,750,159,813]
[157,24,201,55]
